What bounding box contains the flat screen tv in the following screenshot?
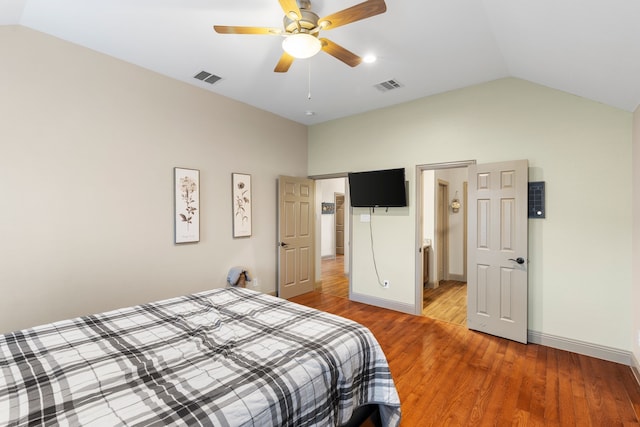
[348,168,407,208]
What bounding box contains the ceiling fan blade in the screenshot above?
[320,38,362,67]
[279,0,302,20]
[213,25,282,35]
[318,0,387,30]
[274,52,295,73]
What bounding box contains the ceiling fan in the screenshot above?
[213,0,387,73]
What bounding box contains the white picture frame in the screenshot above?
[174,167,200,243]
[232,173,252,238]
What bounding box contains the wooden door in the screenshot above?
[335,193,345,255]
[278,176,315,299]
[436,180,449,284]
[467,160,528,343]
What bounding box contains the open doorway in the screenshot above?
[418,162,470,326]
[315,177,349,299]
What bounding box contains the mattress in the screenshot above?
[0,287,401,426]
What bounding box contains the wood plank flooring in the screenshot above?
[289,291,640,426]
[320,256,468,326]
[318,256,349,299]
[422,280,467,326]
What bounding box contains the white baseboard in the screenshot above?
[344,293,636,369]
[632,353,640,387]
[349,292,415,315]
[528,330,632,366]
[448,274,466,282]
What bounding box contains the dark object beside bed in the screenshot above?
[0,287,400,426]
[340,404,381,427]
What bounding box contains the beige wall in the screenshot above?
[2,26,636,360]
[422,170,435,286]
[633,105,640,368]
[0,26,308,333]
[309,78,632,351]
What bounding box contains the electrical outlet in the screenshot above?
[383,280,390,288]
[252,278,260,289]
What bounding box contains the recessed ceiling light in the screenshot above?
[304,110,316,116]
[363,54,377,64]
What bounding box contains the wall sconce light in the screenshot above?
[450,191,461,213]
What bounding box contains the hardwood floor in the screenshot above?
[320,256,467,326]
[422,280,467,326]
[318,255,349,298]
[289,292,640,426]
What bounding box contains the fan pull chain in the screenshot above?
[307,60,312,100]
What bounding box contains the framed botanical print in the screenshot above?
[232,173,251,238]
[174,167,200,243]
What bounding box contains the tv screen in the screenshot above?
[348,168,407,208]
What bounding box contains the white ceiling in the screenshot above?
[3,0,640,125]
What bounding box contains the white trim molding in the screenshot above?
[349,292,415,315]
[632,353,640,387]
[528,330,633,366]
[345,292,637,371]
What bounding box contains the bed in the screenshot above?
[0,287,401,426]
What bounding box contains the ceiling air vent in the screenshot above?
[194,71,222,85]
[374,79,403,92]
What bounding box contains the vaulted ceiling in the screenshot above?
[3,0,640,125]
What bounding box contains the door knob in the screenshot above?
[508,257,525,264]
[279,242,288,247]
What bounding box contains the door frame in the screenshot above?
[414,160,476,315]
[436,179,450,285]
[334,192,345,256]
[463,181,468,281]
[309,173,352,297]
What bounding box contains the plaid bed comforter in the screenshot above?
[0,287,401,426]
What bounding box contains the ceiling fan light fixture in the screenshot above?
[363,54,377,64]
[282,33,322,59]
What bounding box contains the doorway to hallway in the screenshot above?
[419,163,469,325]
[319,255,349,298]
[422,280,467,326]
[315,177,350,299]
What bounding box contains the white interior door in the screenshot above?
[467,160,529,343]
[278,176,315,299]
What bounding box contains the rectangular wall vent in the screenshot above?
[194,71,222,85]
[374,79,403,92]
